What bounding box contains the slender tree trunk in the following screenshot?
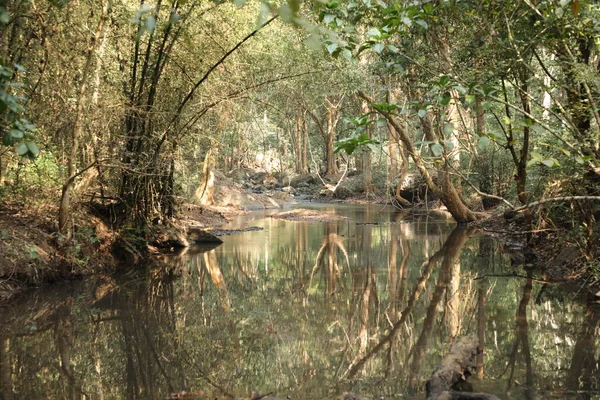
[58,1,109,236]
[0,154,6,185]
[302,115,308,173]
[325,97,340,176]
[388,121,410,206]
[0,338,12,399]
[361,99,374,196]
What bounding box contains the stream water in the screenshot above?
[0,204,599,399]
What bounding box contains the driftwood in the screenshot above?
[426,335,500,400]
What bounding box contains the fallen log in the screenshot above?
[426,335,500,400]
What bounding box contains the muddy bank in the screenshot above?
[475,210,600,299]
[0,201,236,302]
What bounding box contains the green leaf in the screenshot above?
[367,28,381,37]
[145,15,156,33]
[415,19,428,29]
[323,14,336,24]
[454,85,467,95]
[478,136,490,151]
[417,109,427,118]
[26,141,40,156]
[326,42,339,54]
[16,142,28,156]
[530,151,543,161]
[430,143,443,157]
[541,159,557,167]
[465,94,476,105]
[387,44,399,53]
[373,43,385,53]
[440,92,451,106]
[443,123,454,136]
[3,132,13,146]
[9,129,23,139]
[442,140,454,152]
[0,7,9,24]
[279,4,294,22]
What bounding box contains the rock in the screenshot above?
[282,186,296,194]
[263,175,278,189]
[334,185,353,199]
[227,167,256,182]
[503,210,517,220]
[319,188,334,198]
[334,175,364,199]
[290,173,320,188]
[187,226,223,244]
[514,212,527,223]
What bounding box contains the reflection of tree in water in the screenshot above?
[345,226,474,386]
[308,222,350,296]
[2,211,599,399]
[566,304,599,399]
[500,270,534,398]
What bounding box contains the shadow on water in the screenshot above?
[0,205,598,399]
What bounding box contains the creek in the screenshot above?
[0,204,598,399]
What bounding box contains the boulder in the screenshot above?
[334,185,353,199]
[290,173,320,188]
[187,226,223,244]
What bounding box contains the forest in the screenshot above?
[0,0,599,294]
[0,1,600,399]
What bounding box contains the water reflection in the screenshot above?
[0,206,598,399]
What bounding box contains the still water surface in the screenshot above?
[1,204,598,399]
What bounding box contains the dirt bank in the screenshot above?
[0,200,236,302]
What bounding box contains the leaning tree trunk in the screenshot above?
[358,91,476,223]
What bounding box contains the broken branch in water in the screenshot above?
[426,335,500,400]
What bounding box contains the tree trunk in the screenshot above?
[388,120,411,206]
[194,148,215,206]
[361,99,374,195]
[58,1,109,236]
[373,105,475,223]
[325,97,341,177]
